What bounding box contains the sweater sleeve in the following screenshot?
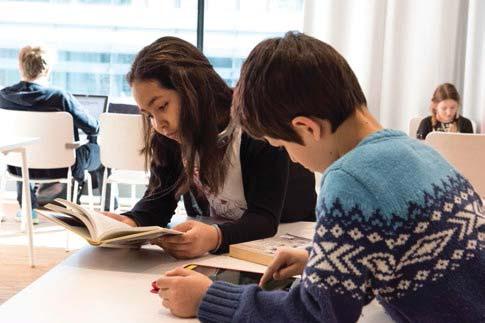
[62,92,99,136]
[215,136,289,253]
[416,116,432,140]
[121,164,179,227]
[459,117,474,133]
[198,169,380,322]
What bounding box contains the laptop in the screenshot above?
[73,94,109,138]
[73,94,109,120]
[107,102,140,115]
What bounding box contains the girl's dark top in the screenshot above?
[122,133,317,253]
[416,115,474,139]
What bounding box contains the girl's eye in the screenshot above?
[159,103,168,111]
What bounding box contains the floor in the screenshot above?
[0,200,88,304]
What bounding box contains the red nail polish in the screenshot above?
[150,281,160,294]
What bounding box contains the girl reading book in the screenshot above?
[101,36,316,259]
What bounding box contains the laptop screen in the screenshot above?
[73,94,109,120]
[108,102,140,115]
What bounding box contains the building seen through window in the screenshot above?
[0,0,304,101]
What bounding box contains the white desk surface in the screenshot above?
[0,222,392,323]
[0,137,39,152]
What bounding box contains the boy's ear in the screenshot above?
[291,116,327,141]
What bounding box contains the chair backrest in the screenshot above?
[425,132,485,197]
[408,117,424,138]
[98,113,145,171]
[0,109,76,169]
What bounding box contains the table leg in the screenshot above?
[20,148,35,268]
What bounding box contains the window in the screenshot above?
[0,0,304,100]
[204,0,305,86]
[0,0,198,102]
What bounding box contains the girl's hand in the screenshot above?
[151,220,219,259]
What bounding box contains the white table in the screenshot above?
[0,137,39,267]
[0,222,392,322]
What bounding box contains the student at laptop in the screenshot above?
[101,36,316,258]
[154,32,484,322]
[0,45,102,222]
[416,83,474,139]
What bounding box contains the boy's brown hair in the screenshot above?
[233,31,367,143]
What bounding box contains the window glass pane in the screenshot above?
[204,0,305,86]
[0,0,197,102]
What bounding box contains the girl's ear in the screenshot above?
[291,116,327,141]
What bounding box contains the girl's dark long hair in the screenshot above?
[127,36,233,197]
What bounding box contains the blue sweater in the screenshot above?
[198,129,485,323]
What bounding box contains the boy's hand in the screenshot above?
[259,248,309,287]
[99,212,137,227]
[156,267,212,318]
[151,220,219,259]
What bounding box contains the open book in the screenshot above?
[37,198,181,247]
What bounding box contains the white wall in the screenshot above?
[304,0,484,133]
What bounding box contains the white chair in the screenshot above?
[425,132,485,198]
[409,117,425,138]
[98,113,149,212]
[0,110,94,212]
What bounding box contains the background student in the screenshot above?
[101,36,316,258]
[155,32,484,322]
[416,83,474,139]
[0,45,103,223]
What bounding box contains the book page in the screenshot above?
[36,210,92,241]
[100,227,181,245]
[54,199,181,243]
[55,199,133,241]
[44,203,96,238]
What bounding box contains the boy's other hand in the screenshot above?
[259,248,309,287]
[99,212,137,227]
[152,220,219,259]
[156,267,212,318]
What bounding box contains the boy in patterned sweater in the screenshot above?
[155,32,485,322]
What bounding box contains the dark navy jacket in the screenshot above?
[0,81,99,140]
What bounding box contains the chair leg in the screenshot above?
[0,166,7,201]
[73,180,79,204]
[100,168,108,212]
[109,182,117,212]
[0,169,6,226]
[86,171,94,210]
[131,184,136,207]
[20,179,27,232]
[65,230,70,252]
[65,170,72,251]
[66,170,73,203]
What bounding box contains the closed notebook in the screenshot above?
[229,233,312,266]
[38,198,181,247]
